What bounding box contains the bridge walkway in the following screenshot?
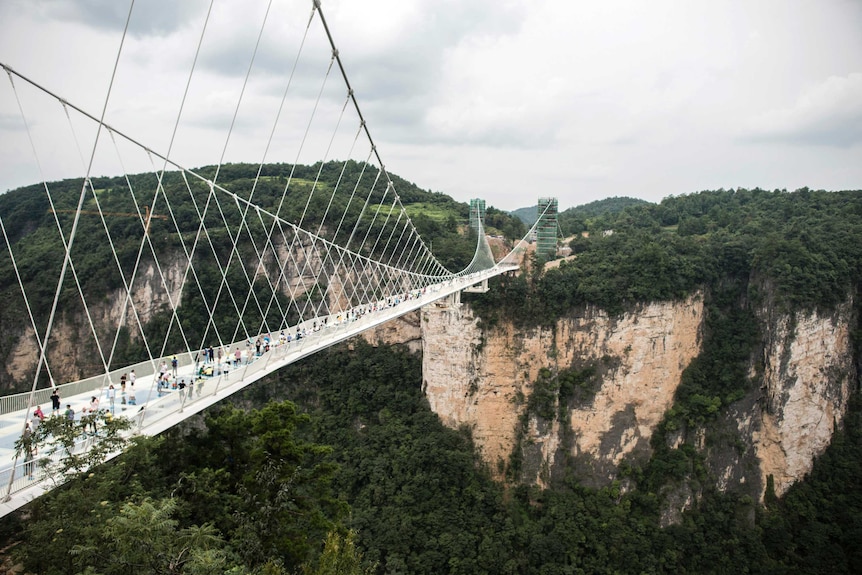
[0,265,515,516]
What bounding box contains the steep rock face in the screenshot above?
[704,300,856,504]
[422,293,856,499]
[8,326,39,383]
[359,310,422,354]
[422,294,705,485]
[752,302,854,498]
[104,257,186,327]
[6,256,186,387]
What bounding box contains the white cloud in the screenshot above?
[6,0,210,37]
[744,73,862,147]
[2,0,862,211]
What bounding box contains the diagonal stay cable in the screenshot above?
[1,0,135,498]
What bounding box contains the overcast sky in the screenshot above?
[1,0,861,212]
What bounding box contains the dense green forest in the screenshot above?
[3,341,861,574]
[510,197,649,231]
[0,162,524,390]
[2,186,861,573]
[0,160,492,316]
[476,188,862,323]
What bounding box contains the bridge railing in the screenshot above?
[0,269,512,423]
[132,364,255,432]
[0,352,199,420]
[0,268,515,511]
[1,342,284,497]
[1,425,105,496]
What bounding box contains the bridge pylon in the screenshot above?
[536,197,559,261]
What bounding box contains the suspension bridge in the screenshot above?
[0,1,533,515]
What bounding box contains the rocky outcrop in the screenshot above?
[360,310,422,354]
[7,326,39,384]
[752,302,854,498]
[106,257,186,327]
[702,300,856,504]
[422,294,705,486]
[5,255,187,386]
[421,292,856,500]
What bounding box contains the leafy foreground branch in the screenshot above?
[14,411,132,485]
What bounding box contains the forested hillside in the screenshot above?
[510,196,649,231]
[475,188,862,323]
[1,186,861,574]
[4,341,861,574]
[0,162,524,391]
[0,160,485,316]
[470,189,862,506]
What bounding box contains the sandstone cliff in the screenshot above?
[752,301,854,497]
[360,310,422,354]
[2,233,391,388]
[420,293,856,502]
[6,256,187,385]
[422,294,704,487]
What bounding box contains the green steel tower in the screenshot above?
[536,197,558,261]
[469,198,486,235]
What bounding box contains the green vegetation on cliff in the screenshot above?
[0,162,523,390]
[2,179,861,574]
[472,188,862,324]
[473,188,862,516]
[4,342,862,574]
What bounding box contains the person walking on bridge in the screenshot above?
[22,421,35,480]
[64,404,74,426]
[86,396,99,435]
[50,389,61,416]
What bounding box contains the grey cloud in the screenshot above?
[285,2,530,133]
[173,0,528,145]
[0,113,26,131]
[743,115,862,148]
[744,115,862,148]
[13,0,209,37]
[742,73,862,148]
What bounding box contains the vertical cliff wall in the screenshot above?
[421,293,856,500]
[422,294,705,485]
[753,302,854,497]
[360,310,422,354]
[5,255,186,385]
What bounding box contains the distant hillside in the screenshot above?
[510,206,538,226]
[559,196,652,235]
[511,196,652,228]
[0,161,524,390]
[565,196,651,218]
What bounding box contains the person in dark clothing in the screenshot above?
[50,389,61,415]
